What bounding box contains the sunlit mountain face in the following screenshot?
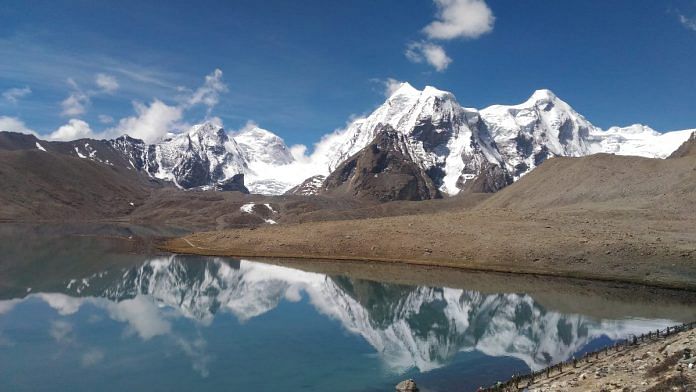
[0,255,675,391]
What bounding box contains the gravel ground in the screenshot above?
[529,328,696,391]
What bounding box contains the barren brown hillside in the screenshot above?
[164,141,696,290]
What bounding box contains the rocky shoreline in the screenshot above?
[520,326,696,392]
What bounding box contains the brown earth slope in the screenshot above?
[164,141,696,289]
[0,150,159,220]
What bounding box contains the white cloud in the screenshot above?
[0,116,36,134]
[186,68,228,110]
[289,144,309,162]
[424,0,495,40]
[61,78,90,117]
[2,86,31,103]
[37,293,83,315]
[48,119,97,141]
[95,73,119,93]
[405,41,452,72]
[110,99,184,143]
[98,114,114,124]
[106,296,171,340]
[679,14,696,31]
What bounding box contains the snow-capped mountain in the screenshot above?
[595,124,696,158]
[152,123,248,188]
[313,83,508,195]
[234,126,294,166]
[6,83,693,197]
[109,122,249,189]
[108,122,305,194]
[46,256,670,373]
[307,83,694,196]
[480,89,600,179]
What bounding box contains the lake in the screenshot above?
[1,225,694,391]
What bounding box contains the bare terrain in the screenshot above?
[164,146,696,290]
[528,328,696,391]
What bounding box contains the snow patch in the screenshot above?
[239,203,255,214]
[74,147,86,159]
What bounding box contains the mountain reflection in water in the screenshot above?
[0,256,673,389]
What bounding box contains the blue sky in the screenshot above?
[1,0,695,146]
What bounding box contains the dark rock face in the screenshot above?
[322,126,441,202]
[668,132,696,159]
[0,132,41,151]
[458,162,513,193]
[216,174,250,194]
[174,156,211,188]
[109,136,160,173]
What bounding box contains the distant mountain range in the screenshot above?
[1,84,693,198]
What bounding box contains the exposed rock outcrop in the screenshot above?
[668,131,696,158]
[321,126,441,202]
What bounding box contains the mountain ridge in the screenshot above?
[2,85,693,198]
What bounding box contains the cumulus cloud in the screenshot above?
[405,41,452,72]
[37,293,83,315]
[0,116,36,135]
[2,86,32,103]
[679,14,696,31]
[424,0,495,40]
[95,73,119,93]
[110,99,184,143]
[102,69,225,142]
[48,119,97,141]
[61,78,90,117]
[186,68,228,111]
[106,296,172,340]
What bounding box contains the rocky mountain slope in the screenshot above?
[668,131,696,158]
[480,131,696,212]
[0,148,158,220]
[314,83,508,196]
[321,126,441,201]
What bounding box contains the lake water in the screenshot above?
[1,225,694,391]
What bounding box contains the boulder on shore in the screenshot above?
[395,379,419,391]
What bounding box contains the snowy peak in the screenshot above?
[234,126,294,166]
[604,124,659,137]
[480,90,599,178]
[596,125,694,158]
[152,122,248,188]
[388,81,419,98]
[527,88,558,104]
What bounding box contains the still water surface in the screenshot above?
[0,225,692,391]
